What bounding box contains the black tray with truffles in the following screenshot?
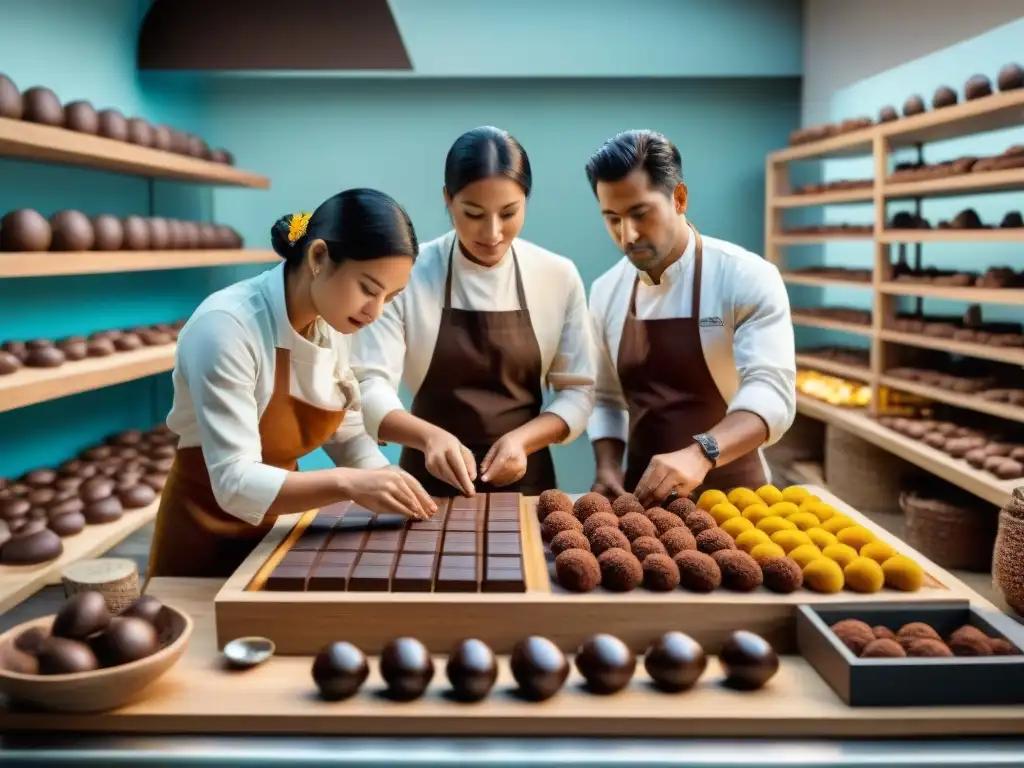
[795,601,1024,707]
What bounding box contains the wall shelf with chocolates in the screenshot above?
[765,63,1024,506]
[0,248,278,279]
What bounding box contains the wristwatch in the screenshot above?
[693,433,719,468]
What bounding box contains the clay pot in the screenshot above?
[993,487,1024,616]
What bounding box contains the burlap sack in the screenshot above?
[993,486,1024,616]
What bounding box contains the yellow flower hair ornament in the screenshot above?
[288,213,311,244]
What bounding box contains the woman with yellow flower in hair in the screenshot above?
[147,188,435,578]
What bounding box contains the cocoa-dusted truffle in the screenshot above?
[711,550,762,591]
[582,511,619,538]
[948,625,992,656]
[990,638,1021,655]
[998,62,1024,91]
[659,526,696,556]
[695,527,735,555]
[667,496,696,518]
[878,105,899,122]
[873,625,897,642]
[537,489,573,521]
[619,511,656,542]
[541,511,582,542]
[642,553,680,591]
[597,548,643,592]
[861,638,905,657]
[673,550,722,592]
[830,619,875,655]
[684,509,716,535]
[550,529,590,556]
[907,638,953,657]
[588,526,631,556]
[897,621,940,650]
[964,74,993,100]
[760,556,803,593]
[648,509,685,536]
[631,535,666,562]
[612,493,644,518]
[932,85,957,108]
[555,549,601,592]
[903,94,926,116]
[573,492,612,522]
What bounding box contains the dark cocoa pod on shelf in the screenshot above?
[126,117,153,147]
[64,101,99,134]
[21,86,64,127]
[998,63,1023,92]
[91,215,124,251]
[0,209,52,252]
[97,109,128,141]
[49,210,95,251]
[0,73,22,119]
[964,74,992,100]
[902,94,926,116]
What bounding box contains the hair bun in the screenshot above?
[270,215,295,259]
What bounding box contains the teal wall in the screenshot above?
[793,17,1024,354]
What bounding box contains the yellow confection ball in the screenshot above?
[822,543,859,570]
[821,515,854,534]
[735,529,771,553]
[788,543,823,569]
[860,540,896,564]
[749,542,786,561]
[803,501,836,522]
[844,557,884,593]
[721,516,755,538]
[741,503,772,524]
[755,484,784,506]
[798,495,821,510]
[709,502,741,525]
[768,501,800,519]
[806,528,837,550]
[882,555,924,592]
[770,529,812,553]
[781,486,811,505]
[837,525,876,551]
[726,488,760,510]
[756,516,797,535]
[786,511,821,531]
[697,489,728,512]
[803,557,845,593]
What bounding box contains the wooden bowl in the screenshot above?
[0,603,193,713]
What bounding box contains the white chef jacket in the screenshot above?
[351,230,596,444]
[588,231,796,451]
[166,262,389,525]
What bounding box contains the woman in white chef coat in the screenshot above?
[351,127,595,498]
[148,188,436,578]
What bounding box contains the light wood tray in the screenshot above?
[213,486,956,655]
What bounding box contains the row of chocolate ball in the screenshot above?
[0,209,244,253]
[311,630,779,704]
[0,74,234,165]
[830,618,1020,659]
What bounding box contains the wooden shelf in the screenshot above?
[0,249,278,278]
[795,394,1016,507]
[880,376,1024,425]
[882,87,1024,149]
[774,233,873,245]
[883,166,1024,199]
[795,354,872,381]
[0,117,269,188]
[783,273,872,288]
[879,329,1024,366]
[878,228,1024,244]
[0,344,175,413]
[879,281,1024,306]
[773,188,874,207]
[792,315,873,337]
[768,129,876,163]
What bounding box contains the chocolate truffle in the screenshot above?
[582,511,620,538]
[760,557,803,593]
[37,637,99,675]
[147,217,172,250]
[878,105,899,122]
[209,148,234,165]
[537,489,573,521]
[719,630,779,690]
[644,631,706,692]
[380,637,434,701]
[948,625,992,656]
[5,648,42,676]
[510,636,569,701]
[660,526,696,556]
[619,512,656,542]
[97,108,128,141]
[861,638,905,657]
[14,626,47,656]
[64,100,99,133]
[91,214,124,251]
[85,496,123,524]
[873,625,897,642]
[648,509,685,536]
[830,619,875,655]
[151,125,173,152]
[711,550,762,592]
[21,86,64,126]
[120,484,157,509]
[903,94,926,116]
[312,641,369,700]
[53,590,111,640]
[998,62,1024,91]
[555,548,601,592]
[588,525,631,556]
[50,512,86,537]
[550,529,590,556]
[612,493,644,518]
[684,509,716,535]
[597,548,643,592]
[0,209,52,252]
[990,638,1021,655]
[642,552,680,591]
[0,73,22,119]
[631,535,667,562]
[897,621,940,650]
[674,550,722,592]
[121,216,151,250]
[573,492,612,522]
[446,638,498,702]
[0,351,21,375]
[121,595,166,626]
[92,616,159,666]
[541,511,582,542]
[126,117,153,147]
[49,210,95,251]
[575,633,636,694]
[906,638,953,657]
[932,85,957,108]
[964,74,993,100]
[696,528,735,555]
[24,346,65,368]
[667,497,697,518]
[0,528,63,564]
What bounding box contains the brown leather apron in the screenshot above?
[146,347,345,579]
[617,226,766,498]
[399,239,556,497]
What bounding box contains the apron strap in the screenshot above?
[273,347,290,392]
[690,225,704,320]
[444,236,529,313]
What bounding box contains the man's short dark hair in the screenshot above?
[584,129,683,196]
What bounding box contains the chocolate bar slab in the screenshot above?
[403,530,440,553]
[441,531,478,555]
[293,529,332,551]
[392,552,436,592]
[308,551,357,590]
[436,554,479,592]
[350,551,397,591]
[483,555,525,593]
[486,532,521,557]
[264,565,310,591]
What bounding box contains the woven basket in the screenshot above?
[824,425,907,517]
[899,491,997,572]
[994,487,1024,616]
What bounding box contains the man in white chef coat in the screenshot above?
[584,129,796,507]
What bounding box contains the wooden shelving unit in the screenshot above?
[767,88,1024,505]
[0,249,278,278]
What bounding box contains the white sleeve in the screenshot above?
[586,280,630,443]
[542,268,596,443]
[322,402,391,470]
[349,294,408,442]
[174,310,288,525]
[727,261,797,446]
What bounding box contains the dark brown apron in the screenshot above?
[146,348,346,580]
[617,226,766,498]
[399,239,556,497]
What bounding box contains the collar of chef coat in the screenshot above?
[448,230,514,273]
[635,227,697,288]
[260,261,333,364]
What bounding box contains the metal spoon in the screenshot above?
[222,636,275,669]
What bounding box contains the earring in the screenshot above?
[312,265,320,277]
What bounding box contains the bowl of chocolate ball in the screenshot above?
[0,590,193,712]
